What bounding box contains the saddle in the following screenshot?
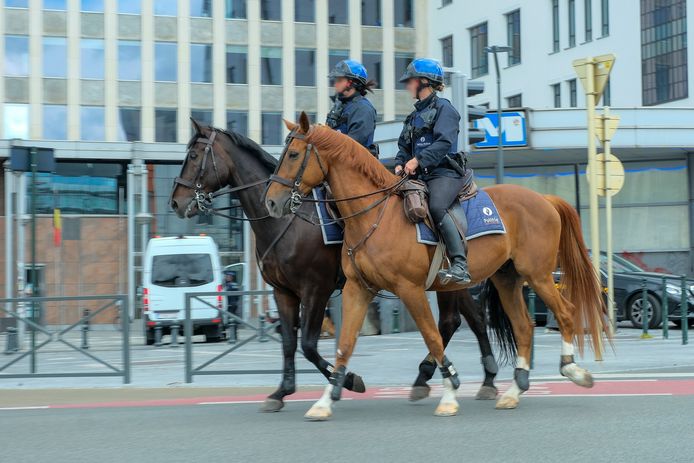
[398,177,478,225]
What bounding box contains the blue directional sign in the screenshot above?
[473,111,528,148]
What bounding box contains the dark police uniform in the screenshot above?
[395,93,466,225]
[326,94,377,153]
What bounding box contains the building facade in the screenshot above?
[420,0,694,274]
[0,0,428,317]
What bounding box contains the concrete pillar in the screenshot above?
[29,0,43,139]
[247,0,262,142]
[381,0,395,121]
[177,0,192,143]
[212,0,226,127]
[315,0,329,121]
[348,0,362,60]
[104,0,118,141]
[67,0,81,140]
[141,0,155,142]
[414,0,429,57]
[281,0,296,137]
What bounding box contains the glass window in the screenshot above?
[295,49,316,86]
[262,112,283,144]
[81,39,104,79]
[118,0,140,14]
[295,111,316,123]
[4,104,29,139]
[44,0,67,10]
[329,49,350,71]
[191,0,213,17]
[81,0,104,12]
[394,0,413,27]
[191,44,213,83]
[641,0,687,105]
[552,83,561,108]
[261,47,282,85]
[226,111,248,135]
[152,254,214,287]
[568,0,576,47]
[601,0,609,36]
[584,0,593,42]
[328,0,348,24]
[506,9,521,65]
[469,22,488,78]
[295,0,315,22]
[118,40,141,81]
[154,0,177,15]
[80,106,105,141]
[43,37,67,78]
[155,108,178,142]
[568,79,577,107]
[362,51,382,88]
[440,36,453,68]
[226,45,248,84]
[362,0,381,25]
[5,35,29,77]
[6,0,28,7]
[506,94,522,108]
[191,109,213,129]
[118,107,141,141]
[43,105,67,140]
[552,0,560,52]
[226,0,246,18]
[395,52,414,87]
[155,42,177,82]
[261,0,281,20]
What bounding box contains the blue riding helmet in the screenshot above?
[398,58,444,84]
[328,59,368,86]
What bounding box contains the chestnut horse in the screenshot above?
[170,120,499,412]
[265,113,609,420]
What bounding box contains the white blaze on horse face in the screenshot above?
[561,340,574,357]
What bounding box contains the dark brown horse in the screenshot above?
[265,113,609,420]
[169,120,499,412]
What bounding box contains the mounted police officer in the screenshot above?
[326,59,379,156]
[395,58,472,285]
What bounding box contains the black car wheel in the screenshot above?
[628,293,662,329]
[144,327,155,346]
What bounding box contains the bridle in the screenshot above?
[171,129,269,221]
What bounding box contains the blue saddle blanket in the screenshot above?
[313,187,505,246]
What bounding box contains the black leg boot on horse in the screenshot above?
[437,211,471,285]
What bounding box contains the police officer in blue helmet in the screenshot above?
[326,59,379,157]
[395,58,472,285]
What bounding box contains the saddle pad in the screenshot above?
[313,187,344,245]
[417,189,506,246]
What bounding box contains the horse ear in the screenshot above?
[299,111,310,133]
[284,119,297,131]
[190,117,203,135]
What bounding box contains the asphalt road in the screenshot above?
[2,394,694,463]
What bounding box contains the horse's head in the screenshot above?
[265,112,328,218]
[170,119,231,218]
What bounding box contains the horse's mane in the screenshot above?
[214,127,279,173]
[308,125,396,189]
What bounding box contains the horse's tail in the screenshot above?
[482,279,517,365]
[545,195,611,356]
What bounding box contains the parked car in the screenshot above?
[142,236,226,345]
[473,252,694,329]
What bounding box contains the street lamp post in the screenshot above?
[484,45,512,184]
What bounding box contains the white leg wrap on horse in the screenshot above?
[516,356,530,371]
[434,377,459,416]
[305,384,334,420]
[561,340,574,356]
[559,341,594,388]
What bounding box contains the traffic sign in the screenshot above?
[473,111,528,148]
[586,153,625,197]
[595,114,620,142]
[573,54,615,101]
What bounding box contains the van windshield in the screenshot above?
[151,254,214,287]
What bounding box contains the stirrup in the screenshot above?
[438,266,471,285]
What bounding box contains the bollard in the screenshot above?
[154,324,163,347]
[392,304,400,334]
[661,277,669,340]
[81,309,90,350]
[258,314,268,342]
[681,276,689,346]
[170,323,179,347]
[4,327,19,354]
[227,321,237,344]
[528,287,536,369]
[640,279,652,339]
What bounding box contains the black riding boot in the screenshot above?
[437,212,472,285]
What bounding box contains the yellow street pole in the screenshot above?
[585,58,601,283]
[603,107,615,337]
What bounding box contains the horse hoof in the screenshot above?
[259,398,284,413]
[409,385,431,402]
[434,401,459,417]
[561,364,595,388]
[475,385,498,400]
[495,395,519,410]
[349,373,366,393]
[304,406,332,421]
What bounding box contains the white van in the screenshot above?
[142,236,226,345]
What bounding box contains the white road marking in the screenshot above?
[0,406,50,411]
